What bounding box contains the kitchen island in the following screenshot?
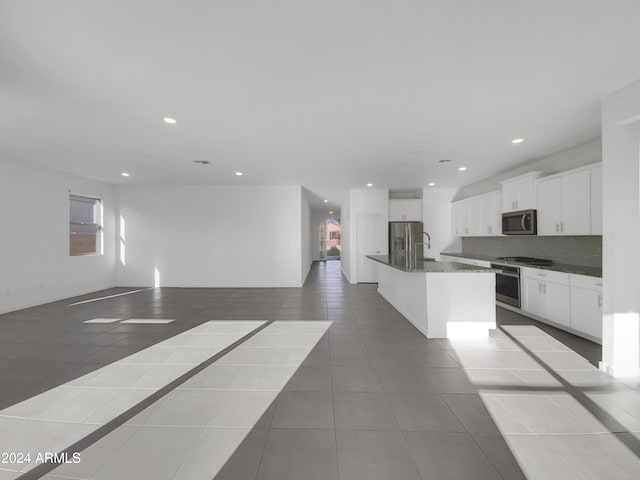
[367,255,496,339]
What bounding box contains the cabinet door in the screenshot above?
[517,176,537,210]
[479,193,500,236]
[546,282,571,328]
[489,191,502,236]
[456,201,471,236]
[522,277,545,317]
[590,165,603,235]
[561,170,591,235]
[502,181,519,212]
[468,197,482,236]
[570,287,602,340]
[537,177,562,235]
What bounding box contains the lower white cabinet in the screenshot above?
[521,268,571,328]
[522,267,602,342]
[441,257,603,343]
[569,274,603,341]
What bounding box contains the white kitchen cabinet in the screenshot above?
[536,167,592,236]
[389,199,422,221]
[570,274,603,341]
[501,172,542,213]
[468,197,482,236]
[590,164,603,235]
[451,200,470,236]
[451,191,501,237]
[480,191,502,236]
[521,267,571,328]
[537,177,563,235]
[522,277,546,318]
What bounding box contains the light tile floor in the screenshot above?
[0,261,639,479]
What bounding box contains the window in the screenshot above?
[69,194,102,256]
[329,231,340,240]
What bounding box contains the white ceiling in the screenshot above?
[3,1,640,212]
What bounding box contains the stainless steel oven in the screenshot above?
[491,263,521,307]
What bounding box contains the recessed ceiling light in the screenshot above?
[366,183,373,187]
[438,159,451,164]
[163,117,177,124]
[428,182,435,186]
[512,138,524,144]
[235,171,243,176]
[329,211,334,214]
[121,172,130,177]
[458,166,467,171]
[323,199,328,203]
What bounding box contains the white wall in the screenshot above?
[0,159,116,314]
[116,185,304,288]
[422,188,461,258]
[301,191,311,284]
[310,211,325,262]
[455,139,602,201]
[347,188,389,283]
[340,195,351,282]
[601,79,640,377]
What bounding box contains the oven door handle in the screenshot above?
[495,271,519,278]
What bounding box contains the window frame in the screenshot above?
[69,193,103,256]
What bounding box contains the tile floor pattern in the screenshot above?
[0,260,638,479]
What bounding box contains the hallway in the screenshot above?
[0,261,639,479]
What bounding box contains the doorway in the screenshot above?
[319,219,341,260]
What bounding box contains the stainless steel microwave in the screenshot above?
[502,209,537,235]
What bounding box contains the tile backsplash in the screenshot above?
[461,236,602,267]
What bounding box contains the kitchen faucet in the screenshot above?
[423,231,431,249]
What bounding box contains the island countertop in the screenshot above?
[440,252,602,278]
[366,255,495,273]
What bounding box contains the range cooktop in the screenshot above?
[494,256,553,266]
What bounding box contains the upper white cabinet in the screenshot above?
[451,191,501,237]
[389,199,422,222]
[500,172,542,213]
[481,191,502,236]
[451,199,470,236]
[590,164,603,235]
[536,164,598,236]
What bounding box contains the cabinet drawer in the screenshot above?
[521,267,569,285]
[569,274,602,290]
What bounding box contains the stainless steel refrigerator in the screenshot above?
[389,222,424,265]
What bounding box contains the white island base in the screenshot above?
[376,262,496,339]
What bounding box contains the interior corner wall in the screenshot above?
[347,188,389,284]
[340,195,351,282]
[601,78,640,377]
[0,159,116,314]
[301,191,311,284]
[115,185,303,288]
[421,188,461,258]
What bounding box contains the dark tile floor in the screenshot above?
[1,261,639,480]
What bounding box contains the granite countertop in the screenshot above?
[366,255,495,273]
[440,252,602,278]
